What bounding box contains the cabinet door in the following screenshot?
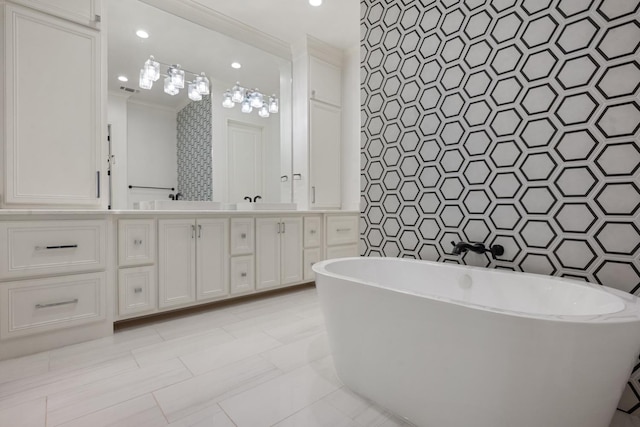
[118,219,155,267]
[304,216,322,248]
[280,217,303,285]
[309,56,341,106]
[158,220,196,308]
[118,266,156,316]
[3,5,102,207]
[303,248,321,282]
[309,100,341,209]
[230,218,254,255]
[230,255,255,295]
[196,219,229,301]
[8,0,101,27]
[256,218,281,290]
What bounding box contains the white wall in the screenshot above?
[341,44,361,211]
[127,101,178,208]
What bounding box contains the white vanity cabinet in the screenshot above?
[309,56,341,107]
[230,218,255,295]
[1,2,104,208]
[0,218,110,360]
[309,100,342,209]
[117,219,156,317]
[325,214,360,259]
[303,216,322,281]
[7,0,102,27]
[158,218,229,309]
[256,217,303,290]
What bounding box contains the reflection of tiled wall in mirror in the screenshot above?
[177,95,212,201]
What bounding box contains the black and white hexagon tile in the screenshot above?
[360,0,640,414]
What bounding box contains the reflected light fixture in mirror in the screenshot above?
[222,82,279,118]
[309,0,322,6]
[139,55,210,101]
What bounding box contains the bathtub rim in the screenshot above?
[313,257,640,324]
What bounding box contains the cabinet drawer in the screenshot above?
[0,220,106,279]
[0,272,106,339]
[326,244,359,260]
[230,218,254,255]
[118,266,156,316]
[230,255,255,295]
[118,219,156,266]
[304,248,321,281]
[304,216,322,248]
[326,216,359,246]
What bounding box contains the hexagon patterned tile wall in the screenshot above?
[360,0,640,415]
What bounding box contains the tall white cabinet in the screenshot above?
[1,1,104,208]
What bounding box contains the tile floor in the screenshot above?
[0,285,638,427]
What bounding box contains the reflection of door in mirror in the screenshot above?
[227,121,263,203]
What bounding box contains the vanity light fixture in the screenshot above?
[222,81,278,118]
[117,75,128,82]
[231,62,242,69]
[138,55,209,101]
[136,29,149,39]
[309,0,322,6]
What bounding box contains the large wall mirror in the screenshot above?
[107,0,292,209]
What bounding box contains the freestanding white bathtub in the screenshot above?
[313,257,640,427]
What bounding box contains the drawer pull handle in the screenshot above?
[310,230,317,234]
[134,287,143,293]
[240,272,247,277]
[35,299,78,309]
[336,228,351,232]
[35,244,78,250]
[241,233,247,239]
[134,239,143,246]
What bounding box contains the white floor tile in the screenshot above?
[153,310,241,341]
[154,355,281,423]
[132,328,235,367]
[0,397,46,427]
[260,332,330,372]
[56,394,168,427]
[180,332,281,375]
[263,315,326,344]
[46,359,191,426]
[168,404,235,427]
[222,311,307,338]
[322,387,372,420]
[0,353,49,385]
[219,364,340,427]
[273,399,358,427]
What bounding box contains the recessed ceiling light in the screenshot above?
[309,0,322,6]
[231,62,242,69]
[117,75,129,82]
[136,29,149,39]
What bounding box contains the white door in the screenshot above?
[256,218,281,290]
[227,121,263,203]
[196,218,229,301]
[309,100,341,209]
[158,219,196,308]
[4,5,102,207]
[280,217,303,285]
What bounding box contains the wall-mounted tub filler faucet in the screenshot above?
[253,195,262,202]
[174,192,183,200]
[451,241,505,258]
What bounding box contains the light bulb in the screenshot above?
[309,0,322,6]
[188,82,202,101]
[231,82,244,103]
[143,56,160,82]
[164,76,179,95]
[168,65,185,89]
[136,29,149,39]
[250,90,263,108]
[222,91,234,108]
[139,69,153,90]
[268,96,279,114]
[241,99,252,113]
[195,73,209,95]
[258,105,270,118]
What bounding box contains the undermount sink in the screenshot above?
[235,202,297,211]
[136,200,223,210]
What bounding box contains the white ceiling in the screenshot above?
[108,0,359,109]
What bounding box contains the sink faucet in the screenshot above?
[253,195,262,202]
[174,192,183,200]
[451,241,504,258]
[244,196,252,202]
